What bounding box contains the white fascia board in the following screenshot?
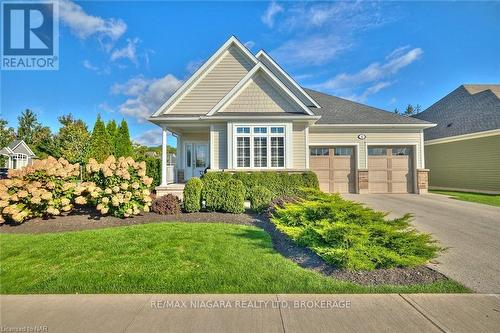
[14,140,36,157]
[206,62,316,116]
[424,128,500,145]
[311,123,437,129]
[255,50,321,108]
[150,36,258,118]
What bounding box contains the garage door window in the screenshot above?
[392,147,411,156]
[334,147,353,156]
[368,147,387,156]
[310,147,329,156]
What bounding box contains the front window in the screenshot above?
[236,137,250,167]
[235,125,286,168]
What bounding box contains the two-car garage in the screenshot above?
[309,145,415,194]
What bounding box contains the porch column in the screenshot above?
[161,127,168,186]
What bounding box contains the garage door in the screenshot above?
[368,146,414,193]
[310,146,356,193]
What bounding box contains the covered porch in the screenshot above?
[156,123,211,197]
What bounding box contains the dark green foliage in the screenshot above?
[249,186,273,213]
[270,190,441,271]
[202,174,245,213]
[16,109,54,158]
[115,119,133,157]
[88,115,112,162]
[205,171,319,199]
[183,178,203,212]
[221,179,245,214]
[152,194,181,215]
[106,120,118,156]
[144,157,161,188]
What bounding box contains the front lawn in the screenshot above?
[430,190,500,207]
[0,223,467,294]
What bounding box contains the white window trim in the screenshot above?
[231,123,292,169]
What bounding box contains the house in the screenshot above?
[0,140,37,170]
[148,36,435,196]
[413,85,500,194]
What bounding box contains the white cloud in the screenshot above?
[186,59,204,74]
[345,81,393,103]
[110,38,139,64]
[113,74,183,122]
[98,102,114,113]
[267,2,389,66]
[261,2,284,28]
[133,128,162,146]
[271,35,351,66]
[59,0,126,46]
[317,47,423,91]
[244,40,256,50]
[83,60,98,71]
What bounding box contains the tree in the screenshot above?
[16,109,54,158]
[53,114,91,164]
[88,115,112,162]
[106,120,118,156]
[115,119,133,157]
[415,104,422,114]
[404,104,415,116]
[0,118,16,167]
[0,118,15,148]
[393,108,400,114]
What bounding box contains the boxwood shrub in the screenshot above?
[221,179,245,214]
[183,177,202,212]
[205,171,319,199]
[249,186,273,213]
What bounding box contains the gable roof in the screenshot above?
[255,50,320,108]
[151,36,257,117]
[413,84,500,140]
[305,89,432,126]
[206,62,316,116]
[1,140,36,157]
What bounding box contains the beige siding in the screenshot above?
[425,134,500,192]
[258,56,313,106]
[292,123,307,169]
[169,46,254,115]
[220,72,303,113]
[308,128,423,169]
[210,124,227,170]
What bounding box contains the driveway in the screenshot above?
[343,193,500,293]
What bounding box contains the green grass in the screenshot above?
[0,223,468,294]
[430,190,500,207]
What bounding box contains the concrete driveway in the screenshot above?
[343,193,500,293]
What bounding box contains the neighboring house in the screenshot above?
[414,85,500,194]
[0,140,37,170]
[149,36,434,196]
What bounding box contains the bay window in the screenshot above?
[234,125,286,168]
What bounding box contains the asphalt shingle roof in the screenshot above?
[304,88,431,125]
[8,140,22,150]
[413,85,500,140]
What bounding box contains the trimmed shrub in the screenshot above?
[84,156,153,218]
[270,190,441,271]
[221,179,245,214]
[152,194,181,215]
[144,157,161,188]
[183,177,203,212]
[0,157,81,224]
[249,186,273,213]
[202,179,225,212]
[205,171,319,200]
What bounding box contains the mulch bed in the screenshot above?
[0,208,448,286]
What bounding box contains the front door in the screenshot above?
[184,142,209,180]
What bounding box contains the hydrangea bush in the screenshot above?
[0,157,80,224]
[85,156,153,218]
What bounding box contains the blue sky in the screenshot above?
[1,0,499,146]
